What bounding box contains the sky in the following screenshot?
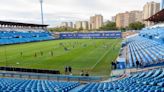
[0,0,161,27]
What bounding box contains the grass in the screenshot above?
[0,39,122,76]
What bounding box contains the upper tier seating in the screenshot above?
[127,36,164,67]
[79,68,164,92]
[0,28,54,45]
[0,78,80,92]
[139,27,164,43]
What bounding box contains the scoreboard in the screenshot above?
[59,31,122,39]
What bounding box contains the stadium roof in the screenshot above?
[145,9,164,22]
[0,21,48,27]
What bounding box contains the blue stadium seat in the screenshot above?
[79,68,164,92]
[127,36,164,67]
[0,78,80,92]
[0,28,54,45]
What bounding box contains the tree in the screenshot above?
[129,22,145,30]
[120,28,126,32]
[48,27,77,32]
[78,27,83,31]
[100,22,117,31]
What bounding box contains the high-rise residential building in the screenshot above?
[116,13,124,28]
[75,21,82,29]
[90,15,103,30]
[124,12,131,28]
[90,16,96,30]
[95,15,103,29]
[111,16,116,22]
[73,24,76,29]
[132,11,143,23]
[116,11,143,28]
[60,22,68,27]
[60,22,73,28]
[81,21,89,30]
[161,0,164,9]
[88,23,92,30]
[67,22,73,28]
[89,16,95,29]
[143,1,160,26]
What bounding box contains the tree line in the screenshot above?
[48,22,145,32]
[100,21,145,32]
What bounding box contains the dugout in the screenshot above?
[116,58,126,69]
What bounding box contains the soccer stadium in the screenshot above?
[0,0,164,92]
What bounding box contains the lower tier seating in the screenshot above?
[79,68,164,92]
[0,68,163,92]
[0,78,80,92]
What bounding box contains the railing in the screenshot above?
[0,71,102,83]
[127,65,164,75]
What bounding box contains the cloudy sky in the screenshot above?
[0,0,161,27]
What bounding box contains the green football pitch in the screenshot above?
[0,39,122,76]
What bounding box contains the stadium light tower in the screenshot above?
[40,0,44,24]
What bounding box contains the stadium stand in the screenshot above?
[139,27,164,43]
[79,68,164,92]
[0,29,54,45]
[0,78,80,92]
[0,21,54,45]
[0,19,163,92]
[127,36,164,67]
[125,26,164,68]
[0,68,163,92]
[124,8,164,68]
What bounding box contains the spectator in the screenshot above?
[111,62,114,69]
[85,72,89,77]
[80,70,84,76]
[40,51,43,56]
[34,53,37,57]
[111,61,117,69]
[136,60,140,69]
[68,66,72,73]
[51,51,53,56]
[20,52,23,56]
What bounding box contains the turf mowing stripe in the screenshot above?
[0,39,122,76]
[90,39,122,76]
[90,39,120,70]
[91,47,111,70]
